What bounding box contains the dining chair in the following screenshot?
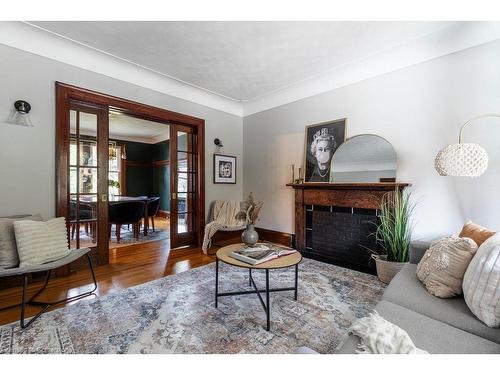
[108,201,146,243]
[145,197,161,232]
[69,201,97,243]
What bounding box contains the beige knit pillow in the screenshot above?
[417,236,478,298]
[14,217,70,267]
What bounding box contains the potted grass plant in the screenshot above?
[370,187,415,284]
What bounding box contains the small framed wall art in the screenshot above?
[213,154,237,184]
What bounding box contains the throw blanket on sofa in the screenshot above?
[202,201,245,254]
[348,311,428,354]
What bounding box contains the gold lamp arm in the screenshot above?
[458,113,500,143]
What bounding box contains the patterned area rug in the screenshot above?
[108,225,170,249]
[73,224,170,250]
[0,259,385,354]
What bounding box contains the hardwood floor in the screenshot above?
[0,239,216,326]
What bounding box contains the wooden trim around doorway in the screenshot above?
[56,82,206,262]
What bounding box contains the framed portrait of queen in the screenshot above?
[303,118,346,182]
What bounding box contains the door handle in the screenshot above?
[101,194,107,202]
[172,193,177,200]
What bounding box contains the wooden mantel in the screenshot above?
[286,182,410,190]
[287,182,411,255]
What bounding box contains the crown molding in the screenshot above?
[0,22,244,117]
[242,22,500,116]
[2,22,500,119]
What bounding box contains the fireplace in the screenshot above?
[306,205,378,273]
[287,183,410,274]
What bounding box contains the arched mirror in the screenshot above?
[330,134,397,183]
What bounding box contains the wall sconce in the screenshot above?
[214,138,224,153]
[6,100,34,127]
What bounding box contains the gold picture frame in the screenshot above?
[303,118,347,183]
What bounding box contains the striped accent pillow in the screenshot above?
[14,217,70,267]
[0,214,42,269]
[462,232,500,327]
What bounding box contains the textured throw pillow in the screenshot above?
[462,233,500,328]
[417,236,478,298]
[459,221,496,247]
[0,214,42,269]
[14,217,70,267]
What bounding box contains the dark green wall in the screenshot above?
[152,140,170,211]
[116,139,170,212]
[119,140,154,197]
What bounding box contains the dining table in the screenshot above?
[73,195,155,236]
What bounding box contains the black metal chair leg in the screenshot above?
[20,275,28,328]
[86,253,98,294]
[0,270,52,314]
[15,253,98,329]
[27,270,52,303]
[294,264,298,300]
[215,258,219,308]
[266,269,270,331]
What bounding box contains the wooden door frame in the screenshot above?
[56,82,206,265]
[169,123,198,248]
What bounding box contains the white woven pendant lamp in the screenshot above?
[434,114,499,177]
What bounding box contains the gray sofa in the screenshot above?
[299,241,500,354]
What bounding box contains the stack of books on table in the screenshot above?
[229,243,297,265]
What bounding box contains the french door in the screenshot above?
[170,124,201,248]
[61,101,109,267]
[57,83,205,268]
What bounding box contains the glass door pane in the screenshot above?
[69,108,100,250]
[170,125,198,247]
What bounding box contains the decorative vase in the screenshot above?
[372,254,408,284]
[242,224,259,246]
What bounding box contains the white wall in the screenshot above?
[243,39,500,240]
[0,44,243,220]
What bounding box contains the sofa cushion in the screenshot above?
[416,236,477,298]
[463,233,500,328]
[382,264,500,344]
[409,241,431,264]
[0,214,42,269]
[335,300,500,354]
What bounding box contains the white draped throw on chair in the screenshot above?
[202,200,246,254]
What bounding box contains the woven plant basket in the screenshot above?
[372,254,408,284]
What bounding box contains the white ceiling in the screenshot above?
[108,112,169,143]
[3,21,500,116]
[73,111,169,144]
[30,21,451,101]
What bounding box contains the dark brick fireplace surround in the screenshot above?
[287,183,410,274]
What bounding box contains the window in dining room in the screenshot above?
[108,142,124,197]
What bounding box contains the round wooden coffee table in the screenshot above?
[215,243,302,331]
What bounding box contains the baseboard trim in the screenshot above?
[255,227,295,248]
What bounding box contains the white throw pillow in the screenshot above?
[0,214,42,269]
[462,232,500,327]
[14,217,70,267]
